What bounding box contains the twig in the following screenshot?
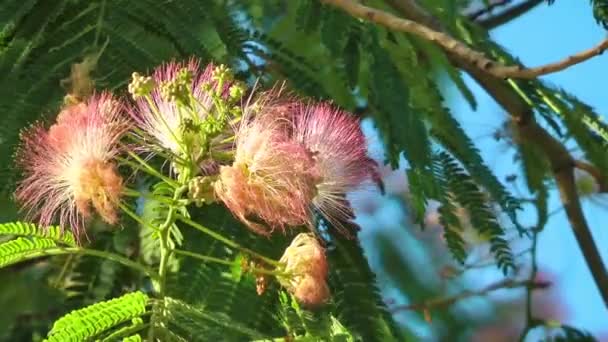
[322,0,608,79]
[379,0,608,309]
[391,278,547,313]
[574,160,608,192]
[476,0,544,30]
[519,229,540,341]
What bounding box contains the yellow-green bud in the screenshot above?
[229,83,245,100]
[128,72,156,99]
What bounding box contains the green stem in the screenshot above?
[122,188,188,206]
[172,249,288,277]
[120,151,179,188]
[149,185,187,341]
[117,202,159,232]
[18,247,156,279]
[176,215,280,267]
[102,322,150,341]
[157,186,187,295]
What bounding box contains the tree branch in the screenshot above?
[371,0,608,308]
[391,278,548,313]
[574,160,608,193]
[322,0,608,79]
[476,0,544,30]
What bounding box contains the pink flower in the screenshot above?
[129,59,234,171]
[15,93,128,237]
[290,101,380,234]
[214,100,320,235]
[279,233,330,307]
[215,94,379,235]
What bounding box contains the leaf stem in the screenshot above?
[18,247,156,279]
[149,184,187,341]
[117,201,159,232]
[176,214,280,267]
[173,249,287,277]
[120,151,179,188]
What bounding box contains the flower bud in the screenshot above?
[128,72,156,99]
[278,233,330,307]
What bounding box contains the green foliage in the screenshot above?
[0,221,76,246]
[164,297,265,341]
[277,291,355,341]
[435,152,515,273]
[167,204,286,340]
[431,157,467,264]
[369,36,431,169]
[0,237,58,268]
[326,227,405,342]
[45,291,148,341]
[592,0,608,29]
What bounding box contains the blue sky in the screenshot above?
[453,1,608,334]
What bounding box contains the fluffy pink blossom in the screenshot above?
[279,233,330,307]
[130,59,233,169]
[15,93,128,237]
[214,100,320,235]
[290,101,381,234]
[215,94,379,235]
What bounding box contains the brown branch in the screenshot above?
[476,0,544,30]
[373,0,608,308]
[574,160,608,193]
[322,0,608,79]
[391,278,548,313]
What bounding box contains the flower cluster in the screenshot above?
[213,94,380,235]
[279,233,330,307]
[129,59,243,176]
[15,59,379,307]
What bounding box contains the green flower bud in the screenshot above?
[128,72,156,99]
[229,83,245,101]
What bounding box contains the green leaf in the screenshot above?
[435,151,515,274]
[326,228,405,342]
[168,204,286,340]
[369,37,431,169]
[0,237,59,268]
[0,221,76,246]
[164,297,266,340]
[592,0,608,29]
[295,0,322,33]
[45,291,148,342]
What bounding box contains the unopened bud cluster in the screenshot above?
[279,233,330,307]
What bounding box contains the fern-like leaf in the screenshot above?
[164,297,266,341]
[436,151,515,274]
[0,237,60,268]
[0,221,76,246]
[325,224,405,342]
[45,291,148,342]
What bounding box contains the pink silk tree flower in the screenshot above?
[15,93,128,238]
[129,59,235,171]
[279,233,330,307]
[290,101,381,235]
[214,103,321,235]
